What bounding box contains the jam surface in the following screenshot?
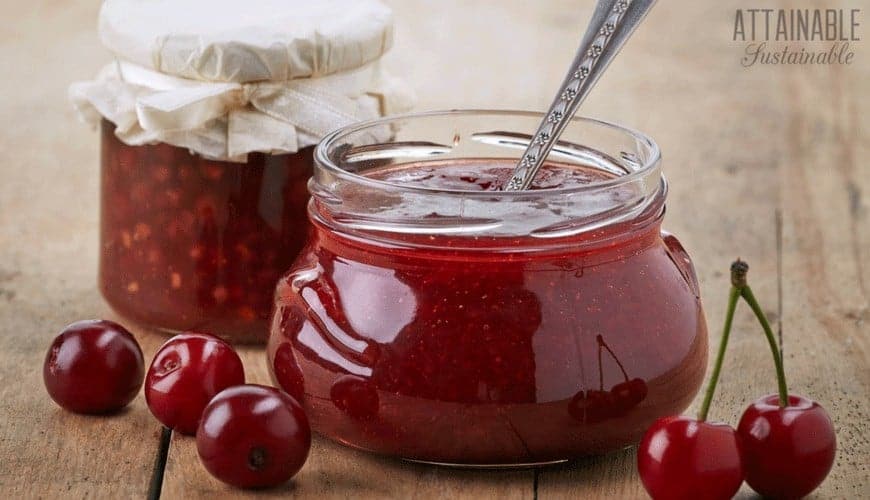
[366,160,617,191]
[99,121,313,343]
[268,160,707,464]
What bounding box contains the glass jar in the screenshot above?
[267,110,708,465]
[72,0,411,343]
[99,120,313,343]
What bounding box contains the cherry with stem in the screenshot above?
[730,260,788,406]
[731,259,836,499]
[569,335,647,424]
[597,335,647,415]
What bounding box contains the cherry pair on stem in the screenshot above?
[637,260,837,499]
[569,335,647,423]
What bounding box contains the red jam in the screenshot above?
[99,120,313,343]
[267,159,707,465]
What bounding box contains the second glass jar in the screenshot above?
[99,120,313,343]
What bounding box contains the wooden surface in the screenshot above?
[1,0,868,498]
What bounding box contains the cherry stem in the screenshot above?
[731,259,789,407]
[597,335,630,382]
[740,285,790,407]
[597,335,604,391]
[697,284,740,422]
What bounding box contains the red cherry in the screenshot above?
[330,374,379,421]
[145,333,245,434]
[638,416,744,500]
[271,343,305,402]
[611,378,648,411]
[568,378,648,424]
[570,335,648,424]
[43,320,144,414]
[569,389,617,423]
[196,384,311,489]
[737,394,836,499]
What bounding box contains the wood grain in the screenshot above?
[777,40,870,498]
[0,1,166,497]
[0,0,868,498]
[0,305,167,500]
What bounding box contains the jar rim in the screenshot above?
[314,109,661,198]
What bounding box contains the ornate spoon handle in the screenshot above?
[504,0,656,191]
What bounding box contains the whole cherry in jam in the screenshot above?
[43,319,144,414]
[569,335,648,423]
[330,374,379,421]
[638,268,746,499]
[271,343,305,402]
[611,378,648,414]
[570,389,617,423]
[196,384,311,489]
[638,416,744,500]
[737,394,836,499]
[145,332,245,434]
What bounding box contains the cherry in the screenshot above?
[611,377,648,412]
[638,265,745,499]
[196,384,311,489]
[43,320,144,414]
[330,374,379,421]
[731,261,836,498]
[145,332,245,434]
[737,394,836,499]
[569,335,648,423]
[271,343,305,402]
[638,416,744,500]
[570,389,617,423]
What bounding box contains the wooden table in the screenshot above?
[1,0,867,498]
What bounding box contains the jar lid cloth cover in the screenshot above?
[69,0,414,161]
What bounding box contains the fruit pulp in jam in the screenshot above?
[268,160,707,464]
[99,120,313,343]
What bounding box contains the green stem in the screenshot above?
[740,285,790,407]
[698,285,740,422]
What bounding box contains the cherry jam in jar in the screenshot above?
[267,111,708,465]
[99,120,313,343]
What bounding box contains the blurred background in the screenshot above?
[3,1,865,291]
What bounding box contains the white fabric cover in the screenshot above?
[69,0,412,161]
[98,0,395,82]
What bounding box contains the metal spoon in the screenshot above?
[503,0,657,191]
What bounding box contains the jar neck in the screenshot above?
[308,179,667,256]
[310,111,665,255]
